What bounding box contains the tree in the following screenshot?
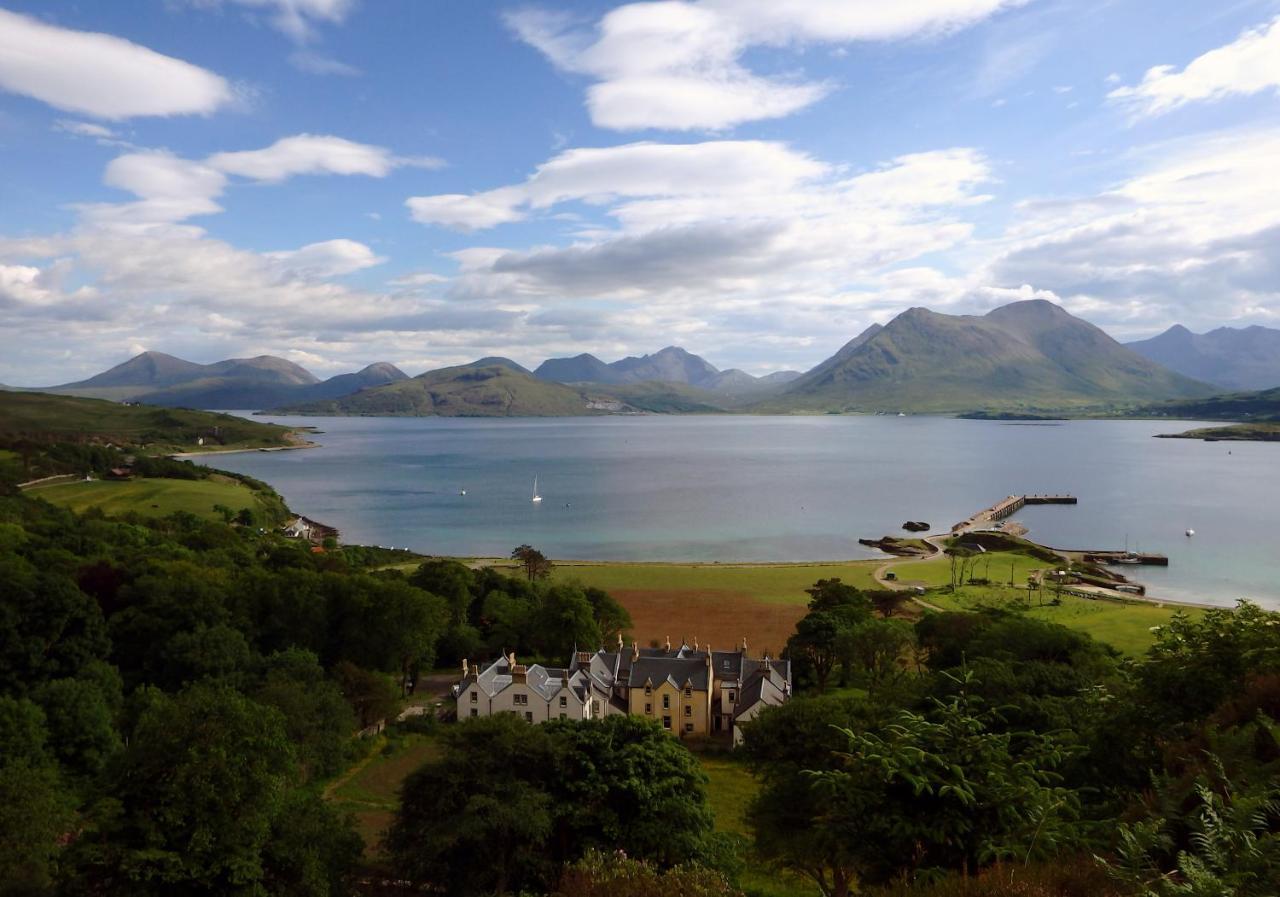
[839,618,914,692]
[333,661,399,729]
[75,684,298,895]
[255,649,356,781]
[786,612,842,693]
[409,559,476,626]
[584,586,632,644]
[511,544,553,582]
[0,696,76,896]
[805,579,872,618]
[33,676,123,780]
[260,790,363,897]
[798,680,1080,894]
[869,589,909,618]
[548,715,714,866]
[388,715,559,895]
[536,584,602,660]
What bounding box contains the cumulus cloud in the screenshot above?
[988,127,1280,332]
[408,140,830,230]
[508,0,1027,130]
[1108,15,1280,119]
[208,134,426,181]
[266,238,385,277]
[0,8,233,120]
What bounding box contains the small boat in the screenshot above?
[1185,528,1195,537]
[1115,554,1142,565]
[459,489,467,496]
[531,476,542,503]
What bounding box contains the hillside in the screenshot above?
[762,300,1215,413]
[274,362,603,417]
[1135,386,1280,421]
[34,351,406,408]
[0,390,294,453]
[1126,324,1280,391]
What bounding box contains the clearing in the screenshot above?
[26,474,273,521]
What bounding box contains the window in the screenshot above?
[729,691,736,703]
[684,723,694,733]
[662,694,670,710]
[470,692,477,703]
[470,708,478,718]
[592,700,600,717]
[684,705,691,717]
[684,686,692,697]
[513,694,527,706]
[559,696,567,707]
[645,703,652,714]
[645,684,652,696]
[662,716,671,729]
[524,712,533,722]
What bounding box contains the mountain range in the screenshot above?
[22,299,1267,416]
[1125,324,1280,391]
[534,346,801,396]
[33,351,408,409]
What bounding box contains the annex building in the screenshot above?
[455,637,791,744]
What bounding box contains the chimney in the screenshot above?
[632,641,640,661]
[763,654,772,672]
[693,637,699,652]
[665,635,672,653]
[617,632,624,650]
[461,658,469,677]
[511,664,527,683]
[509,651,517,667]
[576,650,593,667]
[741,636,748,657]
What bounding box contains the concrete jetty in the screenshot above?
[952,493,1077,533]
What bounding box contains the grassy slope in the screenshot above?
[326,733,440,860]
[0,390,292,450]
[27,474,276,521]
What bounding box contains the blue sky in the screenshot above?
[2,0,1279,384]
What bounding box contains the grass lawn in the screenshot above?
[698,755,817,897]
[551,561,881,603]
[925,582,1201,655]
[27,474,272,521]
[886,549,1050,589]
[326,733,440,859]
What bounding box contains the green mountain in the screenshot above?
[535,345,798,398]
[0,390,292,449]
[275,362,604,417]
[33,352,406,409]
[761,300,1215,413]
[1126,324,1280,391]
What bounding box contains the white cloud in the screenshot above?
[54,120,119,139]
[208,134,414,181]
[209,0,357,42]
[1108,15,1280,119]
[84,151,229,225]
[288,50,361,75]
[408,140,830,230]
[989,127,1280,331]
[508,0,1026,130]
[266,238,385,276]
[0,8,233,120]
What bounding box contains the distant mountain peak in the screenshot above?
[1127,322,1280,392]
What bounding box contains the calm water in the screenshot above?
[203,415,1280,609]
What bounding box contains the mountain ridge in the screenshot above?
[1126,324,1280,391]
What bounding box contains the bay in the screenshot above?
[202,414,1280,609]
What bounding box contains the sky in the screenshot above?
[2,0,1280,384]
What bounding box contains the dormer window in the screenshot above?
[684,686,692,697]
[644,684,652,696]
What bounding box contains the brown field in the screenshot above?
[611,588,806,657]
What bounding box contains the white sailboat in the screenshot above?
[531,476,542,503]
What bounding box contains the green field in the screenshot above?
[885,550,1050,589]
[925,582,1200,655]
[27,475,276,521]
[698,756,816,897]
[550,560,882,605]
[326,733,440,858]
